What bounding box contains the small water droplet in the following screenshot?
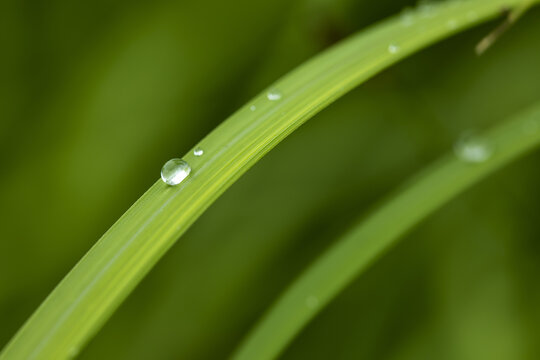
[267,89,282,101]
[454,133,493,163]
[161,158,191,185]
[388,43,400,54]
[249,105,256,111]
[305,295,319,309]
[193,147,204,156]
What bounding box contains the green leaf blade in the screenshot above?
[232,102,540,360]
[233,100,540,360]
[1,1,537,359]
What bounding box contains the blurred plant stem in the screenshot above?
[476,0,535,54]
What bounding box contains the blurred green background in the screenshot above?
[1,0,540,359]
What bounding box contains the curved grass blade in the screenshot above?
[232,102,540,360]
[1,0,537,359]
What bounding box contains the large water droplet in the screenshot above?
[193,147,204,157]
[454,133,493,163]
[161,159,191,185]
[267,89,282,101]
[388,43,400,54]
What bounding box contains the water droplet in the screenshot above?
[161,158,191,186]
[193,147,204,156]
[267,89,282,101]
[305,295,319,309]
[388,43,400,54]
[454,133,493,163]
[249,105,256,111]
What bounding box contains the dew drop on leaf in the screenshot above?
[267,89,282,101]
[193,147,204,157]
[388,43,400,54]
[161,159,191,186]
[454,133,493,163]
[249,105,256,111]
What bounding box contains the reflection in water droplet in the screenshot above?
[267,89,282,101]
[161,159,191,185]
[193,147,204,157]
[249,105,256,111]
[306,295,319,309]
[454,133,493,163]
[388,43,400,54]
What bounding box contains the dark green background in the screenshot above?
[1,0,540,358]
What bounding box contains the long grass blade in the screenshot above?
[232,102,540,360]
[1,1,537,358]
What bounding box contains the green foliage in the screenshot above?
[233,102,540,360]
[1,0,540,359]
